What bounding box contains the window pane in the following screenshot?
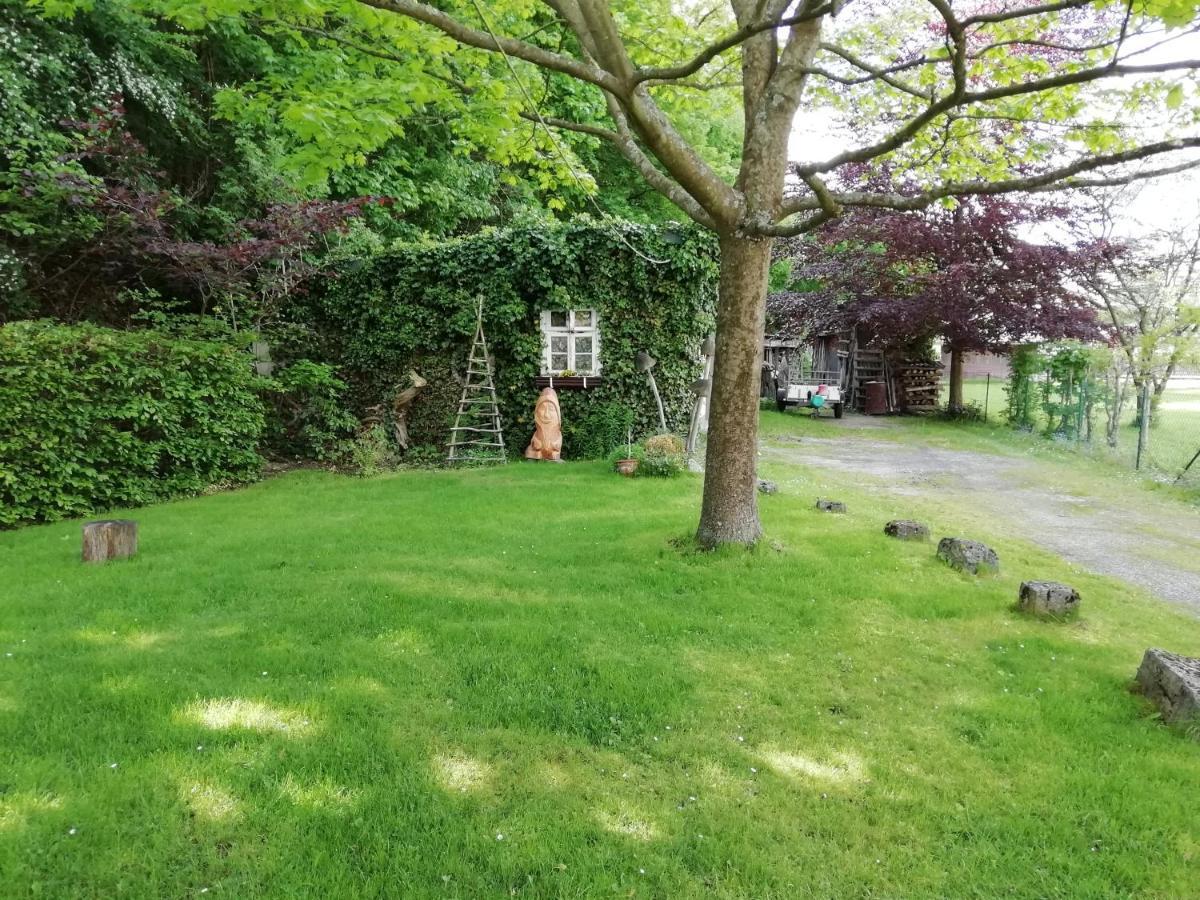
[550,335,568,352]
[551,353,569,370]
[573,309,593,327]
[550,311,568,328]
[574,354,593,373]
[574,335,592,353]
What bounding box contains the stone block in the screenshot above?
[884,520,929,541]
[1018,580,1080,616]
[815,499,846,513]
[757,479,778,495]
[936,537,999,574]
[1136,649,1200,727]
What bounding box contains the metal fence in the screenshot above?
[958,372,1200,487]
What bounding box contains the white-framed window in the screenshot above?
[540,309,601,375]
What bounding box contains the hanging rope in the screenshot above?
[466,0,667,265]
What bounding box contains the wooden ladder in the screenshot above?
[447,297,507,466]
[852,346,885,410]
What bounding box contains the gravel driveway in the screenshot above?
[764,424,1200,615]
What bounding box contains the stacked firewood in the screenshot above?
[894,360,944,413]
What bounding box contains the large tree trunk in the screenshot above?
[696,233,773,549]
[947,345,965,411]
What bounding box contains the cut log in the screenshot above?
[82,520,138,563]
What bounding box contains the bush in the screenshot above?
[567,401,636,460]
[348,425,398,477]
[640,433,687,477]
[260,360,358,461]
[607,441,645,472]
[0,321,263,526]
[399,444,445,469]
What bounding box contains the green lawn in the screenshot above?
[3,457,1200,897]
[942,377,1200,479]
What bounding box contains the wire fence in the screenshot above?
[950,373,1200,487]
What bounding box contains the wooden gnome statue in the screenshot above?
[524,387,563,462]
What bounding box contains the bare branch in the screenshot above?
[958,0,1095,27]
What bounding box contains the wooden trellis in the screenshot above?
[447,297,507,465]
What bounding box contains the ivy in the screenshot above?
[288,220,718,457]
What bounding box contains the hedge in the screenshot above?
[289,219,719,458]
[0,321,263,526]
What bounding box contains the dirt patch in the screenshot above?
[765,432,1200,616]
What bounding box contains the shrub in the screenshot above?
[0,321,263,526]
[348,425,398,477]
[567,401,636,460]
[607,441,645,472]
[399,444,445,469]
[260,360,358,461]
[640,433,687,477]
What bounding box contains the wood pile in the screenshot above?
[893,360,943,413]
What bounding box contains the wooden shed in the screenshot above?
[762,326,943,414]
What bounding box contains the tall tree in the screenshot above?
[769,196,1102,407]
[135,0,1200,545]
[1073,191,1200,423]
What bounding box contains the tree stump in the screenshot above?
[82,520,138,563]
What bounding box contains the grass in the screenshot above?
[3,453,1200,897]
[943,377,1200,480]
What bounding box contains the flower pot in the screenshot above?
[615,458,639,477]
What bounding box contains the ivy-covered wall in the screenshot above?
[293,221,719,457]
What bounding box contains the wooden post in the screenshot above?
[82,520,138,563]
[1136,380,1151,471]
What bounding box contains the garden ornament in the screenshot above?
[391,370,427,450]
[636,350,668,432]
[525,387,563,462]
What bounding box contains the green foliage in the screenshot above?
[1007,344,1043,431]
[397,443,444,469]
[0,320,262,525]
[1007,342,1112,441]
[347,424,398,477]
[565,401,635,461]
[640,432,687,477]
[294,220,718,458]
[259,359,357,461]
[607,440,645,471]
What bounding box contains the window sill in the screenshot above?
[535,375,604,390]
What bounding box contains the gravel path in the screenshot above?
[764,426,1200,615]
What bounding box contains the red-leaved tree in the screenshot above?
[771,195,1103,408]
[7,102,382,327]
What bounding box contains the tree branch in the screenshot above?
[356,0,620,91]
[633,3,835,84]
[793,56,1200,177]
[816,43,932,99]
[780,140,1200,223]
